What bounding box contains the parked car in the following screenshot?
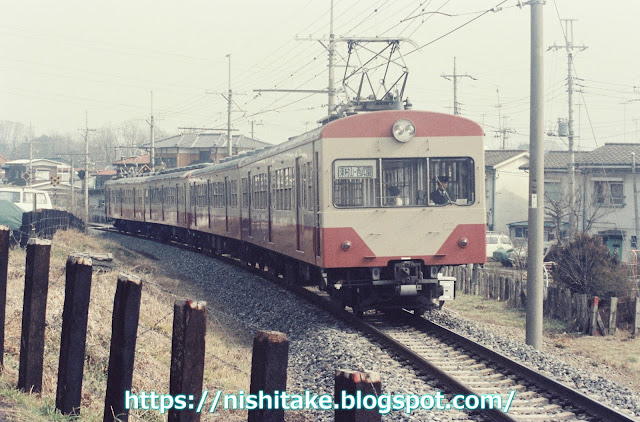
[0,187,53,212]
[486,232,513,261]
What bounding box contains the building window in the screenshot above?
[545,181,562,202]
[594,181,624,206]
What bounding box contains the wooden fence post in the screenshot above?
[248,330,289,422]
[168,300,207,422]
[471,264,479,296]
[589,296,600,336]
[103,274,143,422]
[56,255,93,415]
[18,239,51,393]
[608,297,618,336]
[577,294,587,333]
[0,226,9,370]
[335,369,382,422]
[633,297,640,338]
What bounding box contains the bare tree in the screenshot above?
[93,124,120,167]
[0,121,27,159]
[546,175,617,240]
[118,120,147,160]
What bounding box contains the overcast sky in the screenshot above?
[2,0,639,153]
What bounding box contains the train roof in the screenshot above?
[106,110,483,184]
[105,163,212,185]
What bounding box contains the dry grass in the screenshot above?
[0,230,253,421]
[445,293,640,391]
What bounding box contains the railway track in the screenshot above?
[297,285,638,422]
[94,226,638,422]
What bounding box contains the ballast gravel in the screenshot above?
[96,230,640,421]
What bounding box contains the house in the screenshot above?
[0,153,7,179]
[2,158,74,187]
[575,143,640,259]
[149,133,270,169]
[1,158,84,209]
[484,150,530,233]
[520,143,640,260]
[113,154,151,176]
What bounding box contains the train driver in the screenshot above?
[430,176,454,205]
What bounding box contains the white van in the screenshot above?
[486,231,513,261]
[0,187,53,212]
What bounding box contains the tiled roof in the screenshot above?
[150,133,270,150]
[113,154,150,165]
[543,150,589,169]
[94,169,118,176]
[579,143,640,166]
[484,150,527,168]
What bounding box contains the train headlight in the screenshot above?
[458,238,469,248]
[392,119,416,143]
[342,241,351,251]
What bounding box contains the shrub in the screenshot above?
[549,233,633,297]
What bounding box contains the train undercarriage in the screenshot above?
[111,218,455,316]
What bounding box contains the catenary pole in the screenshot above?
[441,57,476,115]
[29,123,33,188]
[633,153,639,248]
[328,0,335,118]
[549,20,587,239]
[79,112,95,230]
[527,0,545,350]
[150,91,155,172]
[227,54,233,158]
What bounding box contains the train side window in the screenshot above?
[428,157,475,206]
[241,178,248,208]
[333,159,378,207]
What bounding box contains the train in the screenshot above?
[105,110,486,315]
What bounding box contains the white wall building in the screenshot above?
[485,150,530,234]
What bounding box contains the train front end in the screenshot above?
[318,110,486,314]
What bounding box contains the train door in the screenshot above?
[224,177,229,232]
[161,186,165,221]
[243,174,251,239]
[295,158,302,251]
[176,184,180,224]
[143,188,148,222]
[313,150,321,259]
[185,183,190,226]
[207,180,211,228]
[267,166,273,243]
[192,182,197,227]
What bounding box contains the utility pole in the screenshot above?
[79,112,96,229]
[633,152,639,250]
[70,156,75,209]
[441,57,476,115]
[493,89,514,149]
[29,123,33,188]
[328,0,336,118]
[150,91,155,172]
[527,0,545,350]
[226,54,233,158]
[549,19,587,239]
[495,116,515,150]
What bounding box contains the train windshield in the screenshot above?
[333,157,475,208]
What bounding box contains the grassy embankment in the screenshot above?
[0,230,252,421]
[446,293,640,390]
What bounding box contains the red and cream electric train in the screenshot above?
[105,110,486,314]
